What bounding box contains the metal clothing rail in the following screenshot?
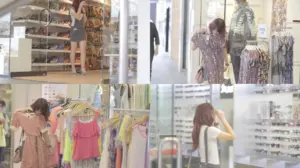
[113,108,150,113]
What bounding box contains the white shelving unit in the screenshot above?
[108,16,138,80]
[234,85,300,168]
[173,84,211,146]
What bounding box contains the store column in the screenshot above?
[137,0,150,83]
[118,0,129,84]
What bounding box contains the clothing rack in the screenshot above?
[113,108,150,117]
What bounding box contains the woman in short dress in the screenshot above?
[70,0,88,74]
[11,98,55,168]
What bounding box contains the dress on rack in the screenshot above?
[11,111,56,168]
[191,32,225,84]
[64,114,101,168]
[99,129,111,168]
[127,125,147,168]
[271,34,294,84]
[239,48,270,84]
[72,114,100,160]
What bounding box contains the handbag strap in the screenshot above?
[204,127,209,164]
[19,130,24,145]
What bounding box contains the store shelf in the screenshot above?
[19,5,69,15]
[32,63,80,66]
[26,34,70,41]
[13,20,70,29]
[32,49,77,53]
[32,49,80,53]
[105,54,137,58]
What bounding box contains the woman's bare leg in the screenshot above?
[70,42,77,73]
[79,40,87,73]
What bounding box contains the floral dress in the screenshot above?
[11,110,56,168]
[191,32,226,84]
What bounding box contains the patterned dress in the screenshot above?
[11,111,56,168]
[191,32,225,84]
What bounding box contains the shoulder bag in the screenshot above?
[187,127,220,168]
[12,130,24,163]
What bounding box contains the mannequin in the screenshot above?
[150,20,160,79]
[228,0,256,83]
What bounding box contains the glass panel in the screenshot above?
[127,1,137,83]
[0,85,12,168]
[0,13,12,76]
[149,84,177,168]
[105,0,120,83]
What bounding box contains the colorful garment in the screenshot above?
[271,34,294,84]
[108,129,117,168]
[11,111,56,168]
[191,32,226,84]
[0,113,9,147]
[72,114,100,160]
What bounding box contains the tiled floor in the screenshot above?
[151,54,187,84]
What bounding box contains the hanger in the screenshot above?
[126,115,149,132]
[101,113,122,130]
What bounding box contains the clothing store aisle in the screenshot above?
[151,54,187,84]
[12,70,109,84]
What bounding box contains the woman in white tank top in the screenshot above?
[192,103,235,167]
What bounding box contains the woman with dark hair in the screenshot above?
[70,0,88,74]
[11,98,56,168]
[191,18,230,84]
[192,103,235,167]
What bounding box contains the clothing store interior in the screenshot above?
[0,0,140,84]
[0,84,150,168]
[150,84,300,168]
[150,0,299,84]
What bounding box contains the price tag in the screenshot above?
[258,24,267,38]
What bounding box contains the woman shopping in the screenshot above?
[11,98,56,168]
[192,103,235,167]
[191,18,230,84]
[70,0,88,75]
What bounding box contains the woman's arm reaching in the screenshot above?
[216,110,236,140]
[70,1,87,20]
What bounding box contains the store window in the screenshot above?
[187,0,298,84]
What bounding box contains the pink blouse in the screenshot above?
[72,113,100,160]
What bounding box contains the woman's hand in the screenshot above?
[79,1,87,10]
[80,1,87,7]
[216,109,225,120]
[82,7,86,13]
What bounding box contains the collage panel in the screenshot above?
[0,84,150,168]
[0,0,150,84]
[149,84,300,168]
[150,0,299,84]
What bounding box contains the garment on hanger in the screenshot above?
[238,46,270,84]
[127,125,147,168]
[271,34,294,84]
[72,113,100,160]
[99,128,111,168]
